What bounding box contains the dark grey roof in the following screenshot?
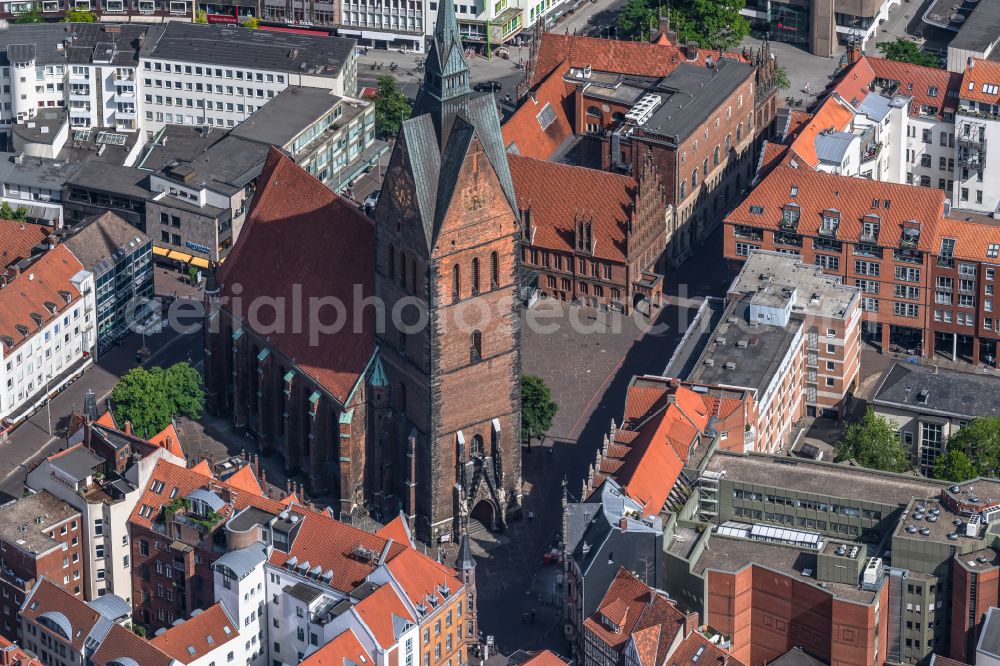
[949,0,1000,52]
[58,127,140,165]
[143,22,354,78]
[180,135,270,192]
[769,647,827,666]
[285,581,323,604]
[135,126,226,173]
[214,546,267,579]
[227,505,278,532]
[66,162,151,199]
[230,86,349,148]
[11,108,67,146]
[687,296,803,393]
[63,212,150,274]
[50,446,103,482]
[0,151,80,191]
[978,607,1000,659]
[814,131,855,165]
[640,59,754,143]
[871,362,1000,420]
[0,23,147,67]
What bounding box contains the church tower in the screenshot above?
[371,0,522,543]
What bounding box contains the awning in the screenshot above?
[153,246,171,257]
[166,250,187,261]
[190,257,210,269]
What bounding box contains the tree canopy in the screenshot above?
[62,9,96,21]
[934,449,978,482]
[941,416,1000,478]
[617,0,749,48]
[876,39,940,68]
[0,202,28,221]
[835,408,910,473]
[110,363,204,439]
[372,76,411,139]
[521,375,558,445]
[14,6,43,23]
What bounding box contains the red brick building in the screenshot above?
[510,155,669,313]
[0,492,82,641]
[723,165,1000,366]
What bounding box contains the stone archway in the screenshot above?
[470,498,499,534]
[632,292,650,316]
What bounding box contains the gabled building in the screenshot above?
[954,58,1000,216]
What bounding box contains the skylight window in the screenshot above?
[749,205,764,215]
[984,84,999,95]
[535,103,556,131]
[988,244,1000,259]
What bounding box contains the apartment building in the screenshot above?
[740,0,898,56]
[511,154,669,314]
[954,58,1000,215]
[0,152,80,227]
[62,212,153,353]
[0,244,96,427]
[26,411,185,603]
[138,22,357,134]
[0,492,82,641]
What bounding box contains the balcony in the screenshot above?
[115,85,135,99]
[779,216,800,231]
[894,249,923,264]
[116,107,137,119]
[69,87,91,99]
[733,225,763,241]
[774,231,802,248]
[861,141,883,164]
[114,70,134,83]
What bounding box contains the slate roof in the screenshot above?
[142,22,355,78]
[0,245,86,353]
[62,212,149,276]
[217,147,376,404]
[0,218,47,269]
[509,154,635,263]
[871,362,1000,419]
[726,166,946,251]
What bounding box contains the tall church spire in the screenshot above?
[412,0,471,139]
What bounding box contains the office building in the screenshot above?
[954,58,1000,216]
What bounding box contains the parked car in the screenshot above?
[474,80,502,93]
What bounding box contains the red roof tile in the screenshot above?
[961,58,1000,105]
[757,142,789,181]
[150,603,239,664]
[95,411,116,428]
[0,245,85,354]
[833,56,962,119]
[787,95,855,169]
[728,166,946,251]
[509,155,636,263]
[583,568,685,654]
[501,67,576,160]
[669,631,745,666]
[217,147,376,404]
[0,220,46,269]
[352,584,414,649]
[521,650,569,666]
[91,623,173,666]
[0,635,43,666]
[225,464,264,497]
[935,213,1000,262]
[301,628,374,666]
[376,513,414,547]
[383,545,462,608]
[148,422,184,458]
[22,578,100,651]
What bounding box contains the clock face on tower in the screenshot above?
[389,167,417,220]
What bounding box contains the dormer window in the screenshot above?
[820,209,840,236]
[862,215,880,242]
[781,204,800,229]
[601,614,619,632]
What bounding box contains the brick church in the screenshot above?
[203,0,522,543]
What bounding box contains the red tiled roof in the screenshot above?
[784,111,813,140]
[670,631,745,666]
[0,635,43,666]
[0,245,85,353]
[383,545,462,608]
[148,422,184,458]
[95,411,116,428]
[150,603,239,664]
[935,213,1000,262]
[757,142,789,181]
[521,650,569,666]
[831,57,875,107]
[225,464,264,497]
[301,628,374,666]
[509,155,635,263]
[22,578,100,651]
[191,459,212,477]
[91,623,173,666]
[583,568,685,653]
[868,57,962,117]
[502,67,576,160]
[376,513,414,547]
[352,584,414,649]
[961,58,1000,105]
[728,166,946,251]
[0,219,46,269]
[787,95,855,169]
[217,147,376,404]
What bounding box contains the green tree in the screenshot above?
[776,66,790,90]
[14,5,43,22]
[835,408,910,472]
[12,206,27,222]
[372,75,411,138]
[521,375,558,446]
[934,449,978,482]
[876,39,940,68]
[241,16,260,28]
[111,363,204,439]
[944,416,1000,477]
[62,8,96,21]
[616,0,655,40]
[194,9,208,22]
